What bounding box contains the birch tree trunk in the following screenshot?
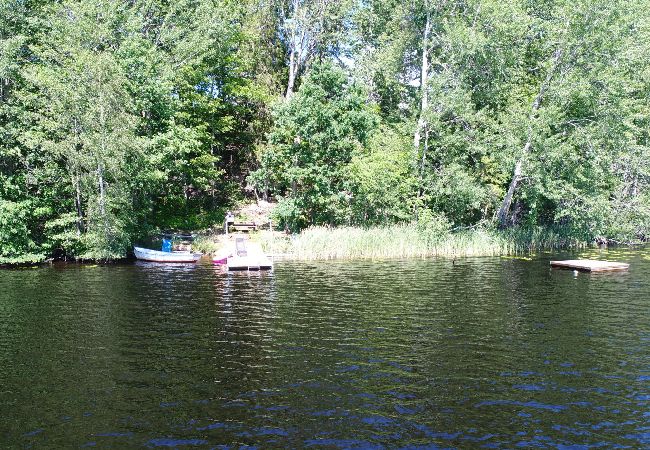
[285,0,301,99]
[414,7,431,205]
[286,49,298,99]
[71,172,84,234]
[97,163,106,217]
[497,48,564,227]
[98,98,107,219]
[70,118,84,234]
[413,7,431,154]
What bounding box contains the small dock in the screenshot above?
[550,260,629,272]
[225,237,273,271]
[227,255,273,271]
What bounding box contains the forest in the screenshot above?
[1,0,649,263]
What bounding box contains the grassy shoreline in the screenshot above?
[2,224,644,267]
[256,225,596,260]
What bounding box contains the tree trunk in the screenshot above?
[285,0,301,99]
[418,129,430,199]
[72,173,84,235]
[97,164,106,217]
[97,96,108,220]
[69,117,84,234]
[413,7,431,211]
[496,158,524,227]
[497,48,563,227]
[286,47,298,99]
[413,8,431,154]
[0,78,7,103]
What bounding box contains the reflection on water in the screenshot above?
[1,247,649,448]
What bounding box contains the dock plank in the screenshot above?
[550,260,629,272]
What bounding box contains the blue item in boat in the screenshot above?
[161,238,172,253]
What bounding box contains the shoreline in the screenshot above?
[256,226,590,261]
[2,225,647,268]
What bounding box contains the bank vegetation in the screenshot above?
[1,0,648,264]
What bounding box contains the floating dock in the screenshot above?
[550,260,629,272]
[227,255,273,271]
[222,237,273,271]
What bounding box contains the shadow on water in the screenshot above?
[0,247,648,448]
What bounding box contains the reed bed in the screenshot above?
[259,224,587,260]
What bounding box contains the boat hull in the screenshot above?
[134,246,202,263]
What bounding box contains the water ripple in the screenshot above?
[1,248,649,447]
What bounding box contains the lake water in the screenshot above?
[1,248,648,448]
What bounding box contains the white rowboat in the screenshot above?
[134,246,202,263]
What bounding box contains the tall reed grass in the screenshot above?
[259,224,588,260]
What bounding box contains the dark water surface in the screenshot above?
[1,248,648,448]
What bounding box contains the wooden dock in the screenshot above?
[550,260,629,272]
[227,255,273,271]
[225,238,273,271]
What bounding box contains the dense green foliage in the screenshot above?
[251,63,379,229]
[1,0,648,263]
